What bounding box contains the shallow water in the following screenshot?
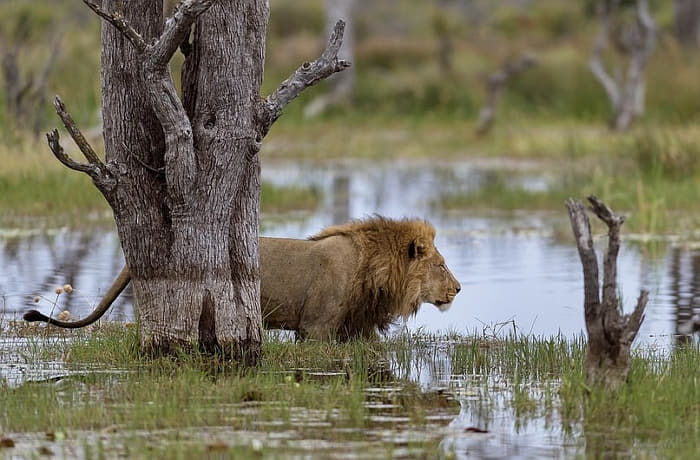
[2,159,698,350]
[0,330,588,459]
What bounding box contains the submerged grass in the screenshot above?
[1,325,697,458]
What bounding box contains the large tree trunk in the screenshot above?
[46,0,348,362]
[98,0,267,361]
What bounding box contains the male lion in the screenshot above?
[24,217,461,340]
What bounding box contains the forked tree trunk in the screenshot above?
[566,196,647,389]
[46,0,348,362]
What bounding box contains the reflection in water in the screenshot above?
[0,230,132,322]
[0,160,697,350]
[387,337,584,458]
[669,248,700,345]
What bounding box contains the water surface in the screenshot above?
[1,159,698,349]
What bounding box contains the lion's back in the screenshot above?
[260,235,358,334]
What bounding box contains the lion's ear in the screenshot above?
[408,240,426,259]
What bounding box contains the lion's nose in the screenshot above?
[456,284,461,293]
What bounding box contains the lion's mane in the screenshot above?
[308,216,436,336]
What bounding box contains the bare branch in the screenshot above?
[46,129,97,175]
[589,3,621,110]
[53,96,105,169]
[625,0,656,112]
[82,0,146,53]
[150,0,216,68]
[476,54,536,135]
[623,289,648,344]
[261,19,351,135]
[566,199,601,316]
[568,195,647,389]
[587,195,625,307]
[589,0,656,131]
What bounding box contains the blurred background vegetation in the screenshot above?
[0,0,698,232]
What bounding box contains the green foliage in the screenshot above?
[0,166,320,226]
[561,346,700,458]
[353,69,477,117]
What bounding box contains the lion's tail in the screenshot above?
[24,266,131,329]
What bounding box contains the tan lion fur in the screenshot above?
[262,216,460,340]
[24,216,460,341]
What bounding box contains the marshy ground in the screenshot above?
[2,1,700,458]
[1,323,698,458]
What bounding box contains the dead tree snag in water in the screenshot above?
[566,196,647,390]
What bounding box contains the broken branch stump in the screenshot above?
[566,196,647,390]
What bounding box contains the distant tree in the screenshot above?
[476,54,536,136]
[432,0,456,75]
[0,4,62,134]
[305,0,355,117]
[674,0,700,48]
[46,0,348,362]
[589,0,656,131]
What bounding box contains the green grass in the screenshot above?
[2,119,698,236]
[0,158,321,228]
[2,1,699,238]
[434,127,700,235]
[1,325,697,458]
[0,325,453,457]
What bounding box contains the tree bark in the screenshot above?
[566,196,647,390]
[47,0,348,362]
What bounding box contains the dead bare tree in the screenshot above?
[46,0,348,362]
[432,0,457,75]
[476,54,536,136]
[0,15,62,134]
[566,196,647,390]
[304,0,355,117]
[589,0,656,131]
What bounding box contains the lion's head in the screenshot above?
[410,242,461,313]
[402,230,461,316]
[311,217,461,330]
